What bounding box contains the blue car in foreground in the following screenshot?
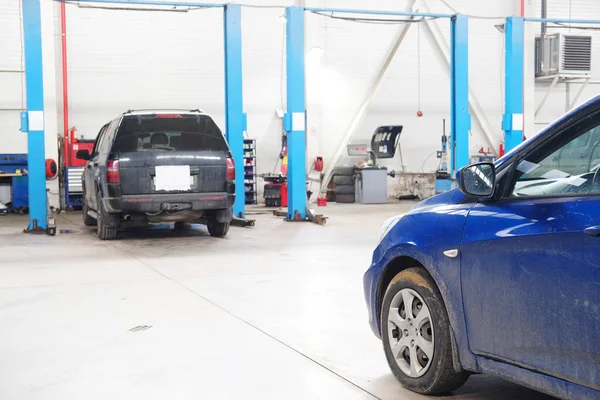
[364,95,600,400]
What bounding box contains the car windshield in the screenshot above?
[112,114,229,153]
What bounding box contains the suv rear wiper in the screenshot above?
[151,146,175,151]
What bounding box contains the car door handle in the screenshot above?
[584,226,600,237]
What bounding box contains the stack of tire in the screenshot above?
[330,166,355,203]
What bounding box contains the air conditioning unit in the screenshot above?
[535,33,592,77]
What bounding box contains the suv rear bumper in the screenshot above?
[103,192,234,214]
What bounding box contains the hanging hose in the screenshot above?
[416,22,423,117]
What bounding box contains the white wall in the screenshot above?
[0,1,27,153]
[0,0,59,208]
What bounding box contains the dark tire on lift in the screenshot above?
[334,184,355,195]
[207,221,230,237]
[381,267,470,395]
[96,194,118,240]
[174,222,188,231]
[335,194,355,203]
[333,175,354,185]
[82,199,97,227]
[332,166,355,176]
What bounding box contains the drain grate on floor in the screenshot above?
[129,325,153,332]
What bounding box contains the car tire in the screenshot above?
[381,267,469,395]
[334,184,355,195]
[82,200,97,226]
[335,194,355,203]
[208,221,229,237]
[333,175,354,185]
[96,194,118,241]
[332,166,355,176]
[174,222,188,231]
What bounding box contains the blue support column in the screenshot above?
[21,0,47,230]
[449,14,470,173]
[223,4,246,218]
[285,7,306,220]
[503,17,524,152]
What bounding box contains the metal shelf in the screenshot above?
[244,138,258,205]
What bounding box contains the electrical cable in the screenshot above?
[438,0,509,20]
[421,151,437,173]
[548,23,600,31]
[310,11,436,25]
[417,22,421,112]
[237,4,286,9]
[61,1,206,12]
[280,19,286,110]
[59,1,286,11]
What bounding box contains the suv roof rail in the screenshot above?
[123,108,205,115]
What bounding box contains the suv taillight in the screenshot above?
[226,157,235,180]
[107,159,120,183]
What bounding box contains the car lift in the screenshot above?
[284,7,471,221]
[19,0,250,234]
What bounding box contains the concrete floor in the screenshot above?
[0,203,556,400]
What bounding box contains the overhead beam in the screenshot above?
[319,0,418,194]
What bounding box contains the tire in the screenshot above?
[96,195,118,240]
[332,166,355,176]
[173,222,187,231]
[82,200,97,226]
[335,194,355,203]
[334,184,354,195]
[208,221,230,237]
[381,267,469,395]
[333,175,354,185]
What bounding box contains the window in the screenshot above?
[112,115,229,153]
[91,124,109,158]
[511,115,600,197]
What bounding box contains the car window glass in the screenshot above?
[112,114,228,153]
[100,119,119,154]
[511,116,600,197]
[92,125,108,157]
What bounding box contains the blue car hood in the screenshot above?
[412,188,466,210]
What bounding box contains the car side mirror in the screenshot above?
[457,162,496,197]
[76,149,91,161]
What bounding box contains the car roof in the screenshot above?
[122,109,206,116]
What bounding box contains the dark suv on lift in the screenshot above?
[76,110,235,240]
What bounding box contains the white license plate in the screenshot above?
[154,165,191,191]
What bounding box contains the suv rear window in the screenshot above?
[112,114,229,153]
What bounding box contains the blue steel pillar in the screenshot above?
[21,0,47,230]
[284,7,306,220]
[503,17,524,152]
[450,14,470,173]
[224,4,246,218]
